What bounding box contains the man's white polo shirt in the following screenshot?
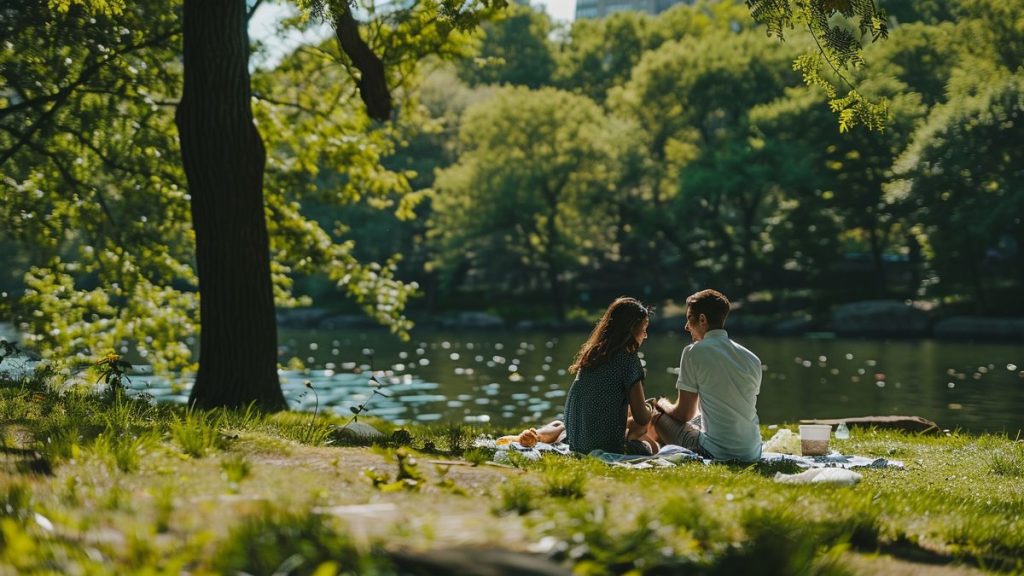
[676,329,762,461]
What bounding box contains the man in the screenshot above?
[652,289,763,461]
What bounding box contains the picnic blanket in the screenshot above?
[474,437,573,462]
[476,436,904,481]
[592,445,903,469]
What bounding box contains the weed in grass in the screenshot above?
[365,448,424,492]
[61,475,81,507]
[812,496,882,550]
[713,507,855,576]
[1,483,32,521]
[443,423,471,455]
[92,430,155,473]
[219,402,264,430]
[0,517,47,571]
[658,493,726,546]
[210,505,393,575]
[990,443,1024,477]
[545,501,683,574]
[338,368,392,432]
[36,426,80,470]
[103,395,156,435]
[221,454,252,493]
[92,353,134,401]
[414,423,475,455]
[433,465,466,495]
[495,479,539,515]
[266,411,333,446]
[463,447,491,466]
[153,486,175,534]
[169,409,223,458]
[539,458,587,499]
[102,482,129,511]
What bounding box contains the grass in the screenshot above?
[1,368,1022,574]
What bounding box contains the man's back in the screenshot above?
[676,329,762,461]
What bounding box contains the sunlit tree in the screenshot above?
[428,86,624,319]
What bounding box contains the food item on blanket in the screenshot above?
[763,428,800,455]
[798,424,832,456]
[801,439,829,456]
[495,434,520,446]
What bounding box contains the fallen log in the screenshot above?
[799,415,941,434]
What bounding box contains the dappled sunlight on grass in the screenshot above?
[1,370,1020,573]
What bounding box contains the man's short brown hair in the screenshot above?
[686,289,730,328]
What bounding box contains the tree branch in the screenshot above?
[332,6,392,121]
[0,27,181,168]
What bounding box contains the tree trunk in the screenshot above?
[176,0,285,410]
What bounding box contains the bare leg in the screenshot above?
[535,420,566,443]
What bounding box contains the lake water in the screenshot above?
[8,325,1022,435]
[266,329,1023,434]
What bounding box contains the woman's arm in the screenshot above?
[628,379,652,426]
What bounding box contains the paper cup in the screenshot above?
[799,424,832,456]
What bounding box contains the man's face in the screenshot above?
[684,306,707,342]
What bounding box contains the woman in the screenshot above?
[564,297,656,455]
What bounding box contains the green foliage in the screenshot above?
[365,447,424,492]
[537,457,587,499]
[4,0,474,374]
[265,410,335,446]
[990,443,1024,477]
[429,86,624,318]
[220,454,253,492]
[168,409,224,458]
[545,501,674,574]
[91,429,153,473]
[93,352,133,397]
[152,485,174,534]
[212,505,391,575]
[417,422,474,454]
[0,483,33,522]
[746,0,890,131]
[714,507,854,575]
[495,478,539,515]
[888,72,1024,308]
[458,3,556,89]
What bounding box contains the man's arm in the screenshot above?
[656,389,699,423]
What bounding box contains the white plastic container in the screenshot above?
[798,424,832,456]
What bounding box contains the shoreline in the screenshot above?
[273,301,1024,341]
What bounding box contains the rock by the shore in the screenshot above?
[440,311,506,329]
[831,300,929,337]
[933,316,1024,340]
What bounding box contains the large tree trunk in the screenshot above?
[175,0,285,410]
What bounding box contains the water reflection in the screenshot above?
[105,329,1024,434]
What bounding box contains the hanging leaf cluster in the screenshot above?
[746,0,889,131]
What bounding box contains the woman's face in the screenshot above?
[633,318,649,346]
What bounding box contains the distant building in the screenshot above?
[575,0,696,19]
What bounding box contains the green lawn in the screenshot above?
[1,370,1020,575]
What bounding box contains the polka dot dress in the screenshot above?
[564,350,645,454]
